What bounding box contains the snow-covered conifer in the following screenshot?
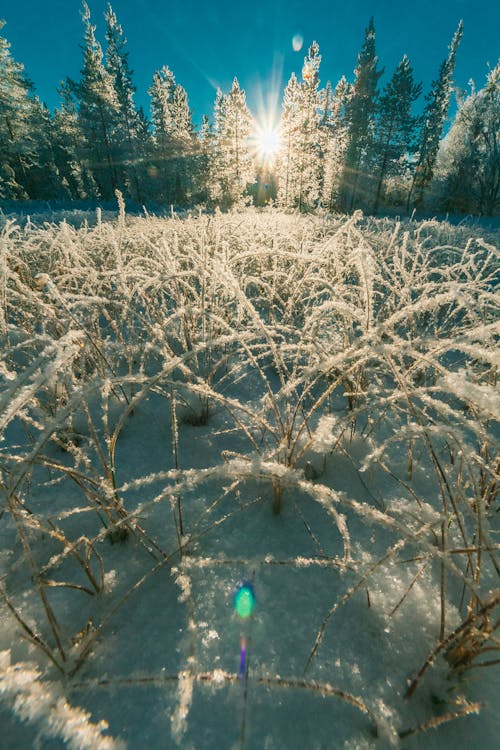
[53,80,98,199]
[211,78,254,208]
[0,20,35,199]
[439,61,500,215]
[407,21,463,209]
[339,17,383,212]
[276,72,302,208]
[104,3,144,201]
[24,98,63,199]
[371,55,421,213]
[276,42,323,210]
[320,76,351,211]
[73,1,121,200]
[149,65,195,204]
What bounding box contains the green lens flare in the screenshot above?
[234,583,255,618]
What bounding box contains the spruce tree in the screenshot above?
[320,76,351,211]
[194,114,215,204]
[408,21,463,209]
[25,98,63,199]
[276,72,302,207]
[372,55,421,213]
[0,20,35,198]
[149,65,195,204]
[340,17,383,212]
[211,79,254,208]
[440,62,500,215]
[53,81,98,199]
[104,3,144,201]
[296,42,323,209]
[277,42,323,209]
[169,83,195,204]
[74,1,120,200]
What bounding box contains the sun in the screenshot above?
[254,124,281,164]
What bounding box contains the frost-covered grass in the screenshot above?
[0,207,498,749]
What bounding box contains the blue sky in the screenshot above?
[2,0,499,126]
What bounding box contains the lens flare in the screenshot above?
[234,582,255,618]
[292,34,303,52]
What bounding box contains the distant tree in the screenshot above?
[407,21,463,210]
[276,42,323,210]
[371,55,421,213]
[276,72,302,207]
[149,65,195,204]
[148,65,175,201]
[340,17,383,212]
[320,76,351,211]
[73,1,121,200]
[193,113,215,204]
[0,19,35,198]
[439,62,500,215]
[53,80,98,199]
[211,79,254,208]
[24,98,63,199]
[104,3,144,201]
[169,82,196,204]
[297,42,323,209]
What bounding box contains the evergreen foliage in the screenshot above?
[407,21,463,209]
[319,76,351,211]
[73,1,121,200]
[371,55,421,213]
[276,42,323,210]
[149,66,195,204]
[211,78,254,208]
[339,18,383,212]
[104,3,145,202]
[0,11,497,216]
[52,81,98,199]
[0,20,36,199]
[439,61,500,215]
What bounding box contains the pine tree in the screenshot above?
[440,62,500,215]
[193,114,214,203]
[408,21,463,209]
[149,65,175,201]
[74,1,120,200]
[211,79,254,208]
[371,55,421,213]
[24,98,63,199]
[169,83,195,204]
[276,42,323,209]
[297,42,323,209]
[149,65,195,204]
[340,17,383,212]
[104,3,144,201]
[276,72,302,207]
[0,19,35,198]
[53,80,98,199]
[320,76,351,211]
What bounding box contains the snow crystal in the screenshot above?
[103,570,118,591]
[0,651,125,749]
[311,414,337,453]
[171,670,194,744]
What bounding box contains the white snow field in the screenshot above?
[0,207,498,749]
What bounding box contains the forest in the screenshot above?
[0,3,499,216]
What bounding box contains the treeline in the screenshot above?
[0,4,498,215]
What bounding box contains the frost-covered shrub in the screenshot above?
[0,208,498,747]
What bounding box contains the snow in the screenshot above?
[0,208,498,749]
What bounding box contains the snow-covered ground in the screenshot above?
[0,208,498,749]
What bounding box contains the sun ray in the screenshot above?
[253,123,282,164]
